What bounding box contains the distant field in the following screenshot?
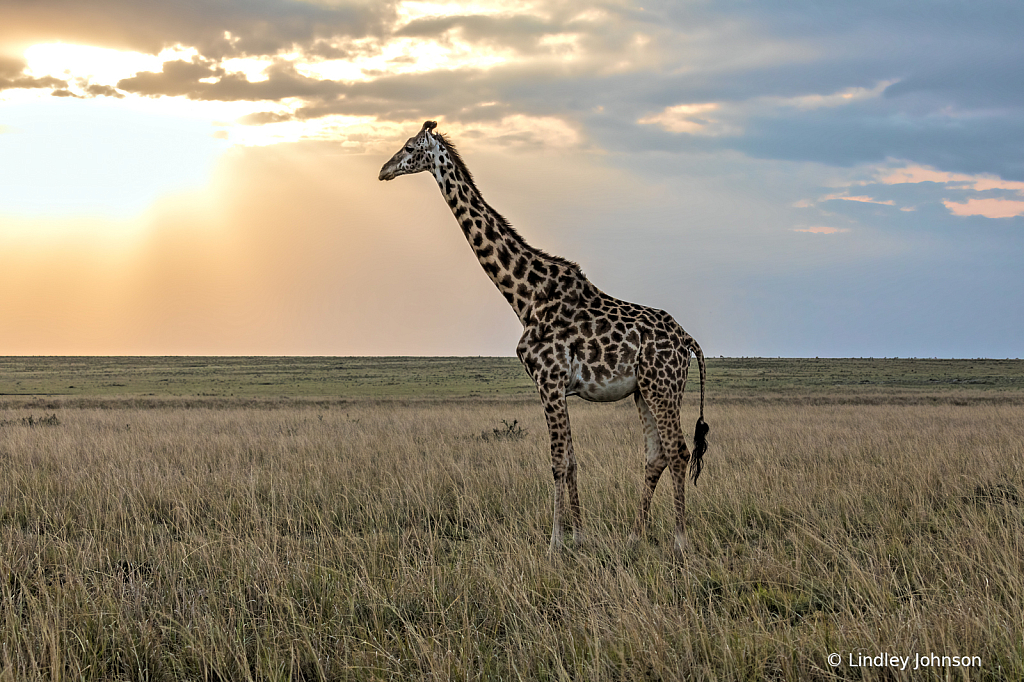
[3,356,1024,403]
[0,356,536,400]
[1,357,1023,680]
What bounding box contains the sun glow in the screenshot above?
[0,95,229,220]
[229,113,381,147]
[296,33,512,84]
[23,43,198,88]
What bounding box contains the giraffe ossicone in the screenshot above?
[379,120,709,556]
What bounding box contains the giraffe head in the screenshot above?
[378,120,440,181]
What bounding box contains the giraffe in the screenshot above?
[379,120,709,555]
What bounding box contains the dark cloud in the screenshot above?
[623,0,1024,176]
[116,57,223,98]
[237,111,293,126]
[0,55,66,92]
[736,107,1024,181]
[117,57,345,102]
[883,60,1024,109]
[82,82,125,99]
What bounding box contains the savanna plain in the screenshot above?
[1,357,1023,681]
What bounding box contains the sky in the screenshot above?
[1,0,1022,358]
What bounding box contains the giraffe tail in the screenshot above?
[688,336,709,485]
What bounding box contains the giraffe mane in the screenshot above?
[436,132,584,275]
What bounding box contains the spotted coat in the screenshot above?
[380,121,709,555]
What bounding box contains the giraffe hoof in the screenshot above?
[673,532,689,557]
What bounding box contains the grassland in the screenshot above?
[1,357,1023,680]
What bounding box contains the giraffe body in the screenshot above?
[380,121,708,555]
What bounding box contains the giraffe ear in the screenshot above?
[422,120,438,133]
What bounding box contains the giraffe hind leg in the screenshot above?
[632,392,668,541]
[549,472,565,553]
[637,384,690,556]
[566,450,584,546]
[666,436,692,555]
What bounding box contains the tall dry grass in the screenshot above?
[1,398,1022,680]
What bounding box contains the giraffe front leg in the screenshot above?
[540,389,576,554]
[518,333,579,553]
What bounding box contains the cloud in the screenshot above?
[6,0,1021,188]
[237,110,294,126]
[116,57,344,102]
[637,102,737,136]
[601,2,1024,180]
[792,227,850,234]
[116,57,221,97]
[0,0,392,60]
[878,165,1024,193]
[943,198,1024,219]
[820,193,895,206]
[393,13,557,52]
[763,80,896,111]
[0,55,67,92]
[869,163,1024,219]
[81,82,125,98]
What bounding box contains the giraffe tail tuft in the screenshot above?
[688,336,709,485]
[691,417,709,485]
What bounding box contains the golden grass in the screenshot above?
[1,397,1022,680]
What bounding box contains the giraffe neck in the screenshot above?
[429,139,573,326]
